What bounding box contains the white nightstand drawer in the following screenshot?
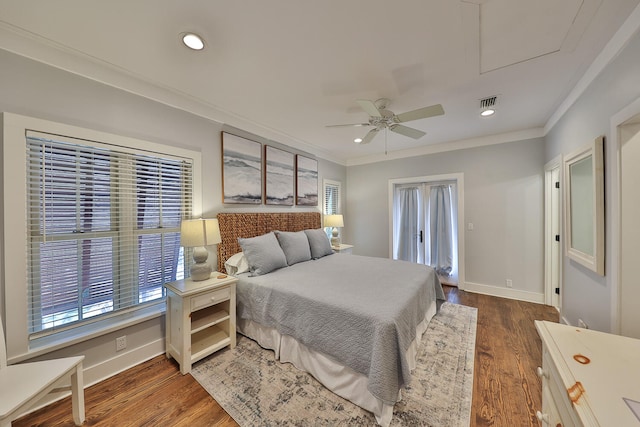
[191,287,230,311]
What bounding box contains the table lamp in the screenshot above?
[324,214,344,247]
[180,218,221,281]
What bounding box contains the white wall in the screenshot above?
[545,27,640,332]
[346,137,545,301]
[0,48,345,388]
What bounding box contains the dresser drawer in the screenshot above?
[191,286,230,311]
[539,384,563,427]
[543,350,581,427]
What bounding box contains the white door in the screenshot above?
[550,166,561,308]
[620,118,640,338]
[545,157,562,309]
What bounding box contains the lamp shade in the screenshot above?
[180,218,222,247]
[324,214,344,228]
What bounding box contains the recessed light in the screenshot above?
[480,108,495,117]
[354,138,363,144]
[182,33,205,51]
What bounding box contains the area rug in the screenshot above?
[191,302,477,426]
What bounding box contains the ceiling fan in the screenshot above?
[327,98,444,144]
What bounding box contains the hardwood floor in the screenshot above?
[446,286,559,426]
[15,286,558,427]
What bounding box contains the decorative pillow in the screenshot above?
[304,228,334,259]
[224,252,250,276]
[238,232,288,276]
[275,230,312,266]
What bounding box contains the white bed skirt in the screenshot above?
[237,299,438,427]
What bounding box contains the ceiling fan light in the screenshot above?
[481,108,495,117]
[182,33,205,50]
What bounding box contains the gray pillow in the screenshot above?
[275,230,312,266]
[238,232,288,276]
[304,228,334,259]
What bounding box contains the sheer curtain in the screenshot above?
[425,184,455,277]
[393,186,420,262]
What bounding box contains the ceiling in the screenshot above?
[0,0,639,165]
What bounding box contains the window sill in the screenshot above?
[14,302,165,363]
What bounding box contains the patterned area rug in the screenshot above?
[191,302,477,426]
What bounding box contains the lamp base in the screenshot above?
[189,246,211,281]
[190,262,212,281]
[331,228,341,247]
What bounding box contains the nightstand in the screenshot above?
[332,243,354,254]
[165,273,237,374]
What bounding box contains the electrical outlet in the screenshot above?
[506,279,513,288]
[578,319,588,329]
[116,335,127,352]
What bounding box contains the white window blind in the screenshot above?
[324,181,340,215]
[26,131,193,338]
[323,180,341,239]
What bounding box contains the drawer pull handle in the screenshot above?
[536,411,549,424]
[536,367,548,379]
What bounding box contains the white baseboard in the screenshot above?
[463,281,545,304]
[19,339,165,418]
[84,338,165,388]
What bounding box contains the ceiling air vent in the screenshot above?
[480,96,497,109]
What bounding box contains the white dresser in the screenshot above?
[535,320,640,426]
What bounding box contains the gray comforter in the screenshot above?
[236,253,445,404]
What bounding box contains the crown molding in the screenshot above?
[544,2,640,134]
[346,128,545,166]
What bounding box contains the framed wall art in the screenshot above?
[222,132,262,204]
[296,154,318,206]
[265,145,294,205]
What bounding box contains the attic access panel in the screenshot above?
[474,0,597,73]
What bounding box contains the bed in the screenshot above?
[216,212,444,426]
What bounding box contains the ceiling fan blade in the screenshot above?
[390,124,426,139]
[357,128,379,144]
[395,104,444,123]
[326,123,369,128]
[356,100,382,118]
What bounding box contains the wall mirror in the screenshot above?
[564,136,605,275]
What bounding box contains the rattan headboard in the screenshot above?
[216,212,321,273]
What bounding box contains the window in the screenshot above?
[25,131,193,338]
[1,113,209,364]
[323,179,341,236]
[323,180,341,215]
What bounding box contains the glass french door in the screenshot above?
[392,181,458,283]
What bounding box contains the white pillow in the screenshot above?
[224,252,249,276]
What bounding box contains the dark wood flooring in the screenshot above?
[14,285,558,426]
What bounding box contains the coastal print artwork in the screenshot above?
[296,155,318,206]
[222,132,262,204]
[265,146,294,205]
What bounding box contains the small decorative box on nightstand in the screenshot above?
[165,273,237,374]
[332,243,354,254]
